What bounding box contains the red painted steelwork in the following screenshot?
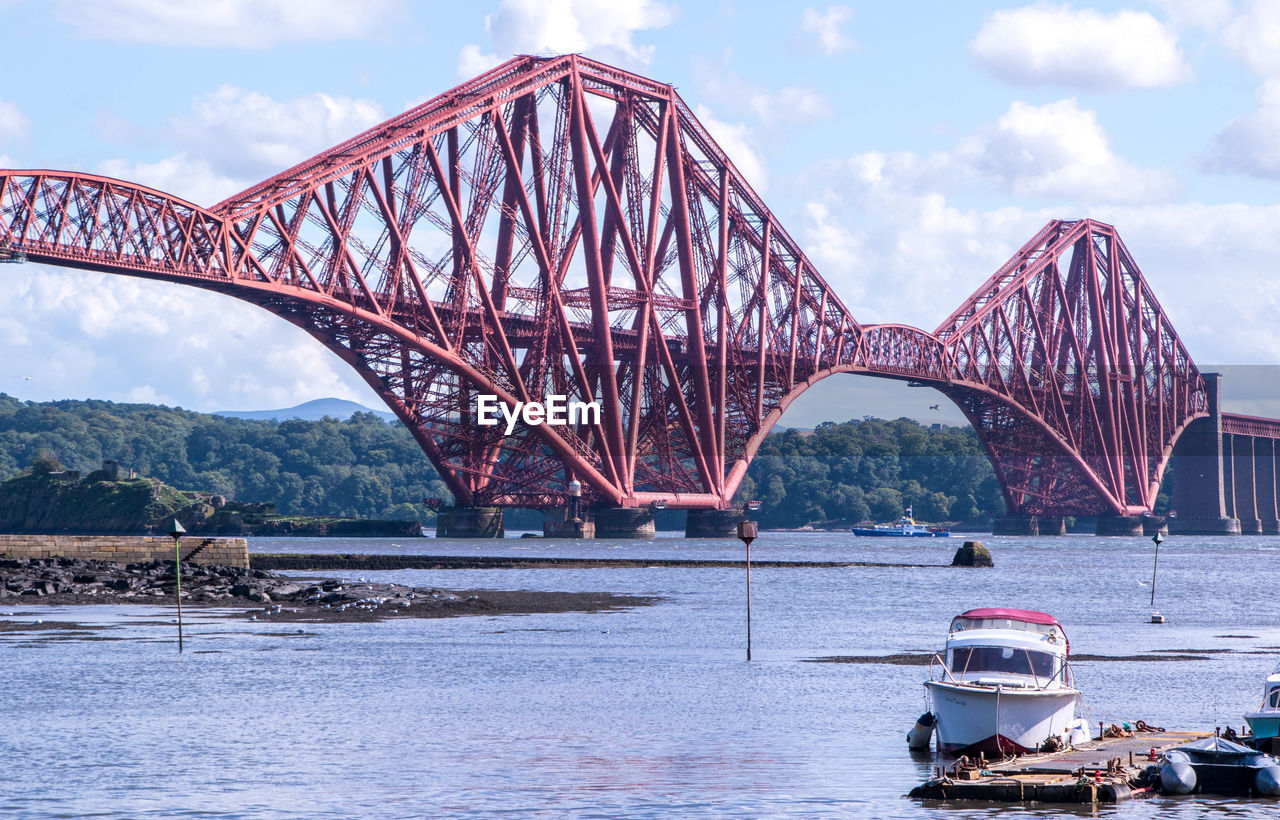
[1223,413,1280,440]
[0,57,1210,515]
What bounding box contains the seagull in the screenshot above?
[929,404,940,410]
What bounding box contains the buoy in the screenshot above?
[1159,751,1196,795]
[907,711,936,750]
[1256,765,1280,797]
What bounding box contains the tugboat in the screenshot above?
[920,608,1084,756]
[850,506,950,537]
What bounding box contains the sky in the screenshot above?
[1,0,1280,426]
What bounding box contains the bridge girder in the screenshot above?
[0,57,1207,515]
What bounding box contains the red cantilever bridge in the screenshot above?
[0,55,1272,536]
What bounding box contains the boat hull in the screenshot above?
[1247,713,1280,740]
[925,680,1079,756]
[850,528,950,537]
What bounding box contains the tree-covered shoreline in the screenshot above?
[741,418,1006,528]
[0,394,1012,527]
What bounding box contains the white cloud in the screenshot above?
[172,85,384,180]
[824,99,1176,205]
[796,161,1051,328]
[1202,80,1280,178]
[90,86,383,205]
[748,86,832,130]
[456,44,504,79]
[0,99,29,144]
[795,159,1280,369]
[457,0,675,77]
[1099,203,1280,365]
[971,5,1192,90]
[956,99,1179,202]
[800,6,857,55]
[0,265,380,411]
[790,99,1185,331]
[1151,0,1232,30]
[1223,0,1280,76]
[54,0,400,48]
[96,154,245,207]
[693,104,768,195]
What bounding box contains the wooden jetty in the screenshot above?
[910,729,1212,804]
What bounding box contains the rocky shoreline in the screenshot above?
[0,557,660,622]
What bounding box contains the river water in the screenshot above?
[0,531,1277,818]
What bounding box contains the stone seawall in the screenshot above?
[0,534,248,568]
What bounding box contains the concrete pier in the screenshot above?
[992,516,1038,535]
[542,506,595,539]
[0,533,247,567]
[592,507,656,539]
[1037,516,1066,535]
[1095,515,1143,536]
[1168,373,1241,535]
[435,506,504,538]
[684,509,747,538]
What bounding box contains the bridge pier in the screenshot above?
[1037,516,1066,535]
[435,506,505,538]
[1231,433,1264,533]
[684,509,748,538]
[992,516,1039,535]
[1168,373,1242,535]
[1257,438,1280,534]
[592,507,656,539]
[1142,515,1168,536]
[1095,515,1143,536]
[542,506,596,539]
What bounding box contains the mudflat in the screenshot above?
[0,556,661,622]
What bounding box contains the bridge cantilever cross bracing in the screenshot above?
[0,55,1213,518]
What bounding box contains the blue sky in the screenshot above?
[1,0,1279,425]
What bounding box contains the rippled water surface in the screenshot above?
[2,532,1279,817]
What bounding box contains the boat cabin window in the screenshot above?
[950,645,1056,679]
[1269,687,1280,709]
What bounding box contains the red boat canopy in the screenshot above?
[960,608,1062,628]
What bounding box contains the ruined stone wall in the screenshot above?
[0,534,248,568]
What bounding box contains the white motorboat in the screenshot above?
[921,608,1083,756]
[1245,660,1280,743]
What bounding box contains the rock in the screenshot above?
[951,541,994,567]
[269,583,304,598]
[231,583,253,598]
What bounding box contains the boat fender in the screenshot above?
[907,711,936,750]
[1068,718,1091,747]
[1256,765,1280,797]
[1159,752,1196,795]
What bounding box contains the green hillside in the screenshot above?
[0,394,1034,528]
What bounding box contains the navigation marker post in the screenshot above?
[169,519,186,652]
[1149,531,1165,624]
[737,500,762,661]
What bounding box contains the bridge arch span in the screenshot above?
[0,58,1210,519]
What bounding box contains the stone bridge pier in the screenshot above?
[1166,372,1278,536]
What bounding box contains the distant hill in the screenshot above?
[213,398,396,423]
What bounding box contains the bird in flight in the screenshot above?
[929,404,940,410]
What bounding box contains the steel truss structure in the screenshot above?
[0,56,1207,515]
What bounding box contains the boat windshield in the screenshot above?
[1269,686,1280,709]
[950,645,1056,680]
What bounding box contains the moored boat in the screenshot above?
[851,506,950,537]
[1158,735,1280,796]
[921,608,1084,756]
[1245,660,1280,743]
